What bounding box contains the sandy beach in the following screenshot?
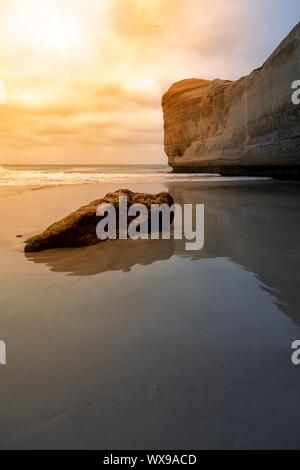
[0,179,300,449]
[1,0,299,455]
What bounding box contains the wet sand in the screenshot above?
[0,180,300,449]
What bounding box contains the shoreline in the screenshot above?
[0,176,280,196]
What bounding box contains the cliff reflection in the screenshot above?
[168,180,300,324]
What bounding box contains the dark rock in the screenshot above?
[162,22,300,178]
[24,189,174,252]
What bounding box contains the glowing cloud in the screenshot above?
[0,0,299,164]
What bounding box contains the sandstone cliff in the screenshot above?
[162,22,300,177]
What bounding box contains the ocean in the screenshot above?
[0,164,268,186]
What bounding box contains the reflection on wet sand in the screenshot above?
[25,237,175,276]
[6,179,300,449]
[25,180,300,323]
[169,180,300,324]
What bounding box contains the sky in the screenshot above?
[0,0,299,164]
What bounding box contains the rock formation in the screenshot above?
[162,22,300,178]
[24,189,174,252]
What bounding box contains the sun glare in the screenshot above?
[3,0,84,58]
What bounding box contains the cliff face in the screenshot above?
[162,22,300,177]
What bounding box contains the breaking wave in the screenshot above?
[0,165,269,187]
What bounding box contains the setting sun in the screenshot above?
[2,0,85,58]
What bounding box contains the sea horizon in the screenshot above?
[0,163,271,187]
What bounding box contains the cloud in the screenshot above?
[0,0,299,163]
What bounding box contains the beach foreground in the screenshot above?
[0,180,300,449]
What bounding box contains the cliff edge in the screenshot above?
[162,22,300,178]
